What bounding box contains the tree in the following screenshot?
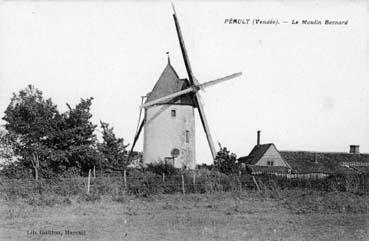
[2,85,59,179]
[98,121,129,171]
[2,85,115,178]
[0,128,14,162]
[58,97,99,174]
[214,146,239,174]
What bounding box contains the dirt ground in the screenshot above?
[0,192,368,241]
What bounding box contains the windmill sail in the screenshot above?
[130,5,242,165]
[127,117,145,162]
[172,4,218,159]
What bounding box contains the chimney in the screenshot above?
[349,145,360,154]
[257,130,261,146]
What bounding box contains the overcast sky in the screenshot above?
[0,1,368,164]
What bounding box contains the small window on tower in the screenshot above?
[185,130,190,143]
[171,109,176,117]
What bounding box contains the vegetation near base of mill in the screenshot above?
[1,169,369,214]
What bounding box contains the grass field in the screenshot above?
[1,191,369,241]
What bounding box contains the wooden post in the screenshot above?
[93,166,96,178]
[252,175,261,192]
[193,172,196,192]
[162,173,165,183]
[239,170,242,191]
[181,174,185,194]
[123,170,127,189]
[87,169,91,194]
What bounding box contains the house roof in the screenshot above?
[238,143,274,165]
[280,151,369,174]
[145,61,195,107]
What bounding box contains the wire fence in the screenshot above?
[0,172,251,198]
[1,172,369,200]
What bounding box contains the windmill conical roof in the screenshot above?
[145,62,195,107]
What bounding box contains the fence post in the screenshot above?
[252,175,260,192]
[87,169,91,194]
[123,170,127,189]
[163,173,165,183]
[239,170,242,191]
[93,166,96,178]
[181,174,185,194]
[193,172,196,190]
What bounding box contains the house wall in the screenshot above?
[255,145,288,167]
[143,104,196,169]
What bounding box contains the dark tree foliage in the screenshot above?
[97,121,129,171]
[2,85,60,179]
[2,85,99,178]
[59,97,99,174]
[0,128,14,162]
[214,147,239,175]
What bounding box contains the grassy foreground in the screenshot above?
[1,191,369,241]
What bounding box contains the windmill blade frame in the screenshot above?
[195,91,217,159]
[172,5,199,86]
[142,72,242,109]
[200,72,242,89]
[172,4,218,159]
[127,117,145,163]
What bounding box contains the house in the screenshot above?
[238,131,369,177]
[238,143,292,175]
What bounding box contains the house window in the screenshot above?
[171,109,176,117]
[267,160,274,166]
[185,130,190,143]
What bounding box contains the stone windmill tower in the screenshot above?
[129,5,242,168]
[143,57,196,168]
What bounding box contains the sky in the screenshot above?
[0,1,368,164]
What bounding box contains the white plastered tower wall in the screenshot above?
[143,104,196,168]
[142,60,197,169]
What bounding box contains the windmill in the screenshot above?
[128,5,242,168]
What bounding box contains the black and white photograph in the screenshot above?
[0,1,369,240]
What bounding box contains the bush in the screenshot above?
[91,177,113,195]
[55,178,85,196]
[0,163,33,179]
[214,147,239,175]
[145,162,179,176]
[61,167,81,178]
[194,169,235,193]
[127,171,164,197]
